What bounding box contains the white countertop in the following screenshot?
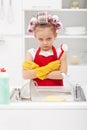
[0,102,87,110]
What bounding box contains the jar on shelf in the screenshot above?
[70,55,80,65]
[70,0,80,9]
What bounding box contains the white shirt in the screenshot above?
[27,46,63,61]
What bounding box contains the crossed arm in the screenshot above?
[22,52,67,80]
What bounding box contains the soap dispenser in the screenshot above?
[0,68,10,104]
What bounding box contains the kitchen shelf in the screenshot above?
[24,35,87,39]
[61,9,87,11]
[58,35,87,38]
[62,0,87,9]
[23,8,87,11]
[23,0,87,66]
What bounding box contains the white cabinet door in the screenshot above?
[0,109,87,130]
[0,36,23,88]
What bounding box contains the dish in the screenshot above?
[65,26,87,35]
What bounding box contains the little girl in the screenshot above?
[22,12,67,86]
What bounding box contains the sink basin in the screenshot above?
[10,84,86,102]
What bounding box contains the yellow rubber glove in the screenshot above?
[35,60,61,80]
[22,61,39,70]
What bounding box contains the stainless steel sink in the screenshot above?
[10,85,86,102]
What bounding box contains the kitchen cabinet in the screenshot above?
[0,103,87,130]
[22,0,62,10]
[23,1,87,65]
[23,0,87,86]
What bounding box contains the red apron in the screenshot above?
[33,45,64,86]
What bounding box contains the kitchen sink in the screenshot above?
[10,84,86,102]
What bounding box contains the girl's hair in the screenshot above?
[34,22,57,34]
[27,12,62,34]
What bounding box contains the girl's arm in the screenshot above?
[46,52,67,79]
[22,51,67,80]
[22,52,37,79]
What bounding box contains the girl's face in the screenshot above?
[34,27,57,51]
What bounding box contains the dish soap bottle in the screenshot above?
[0,68,10,104]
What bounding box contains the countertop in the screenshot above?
[0,102,87,110]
